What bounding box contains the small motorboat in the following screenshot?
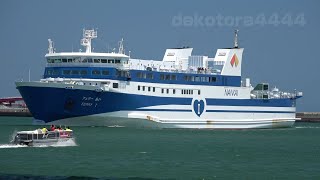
[12,128,74,146]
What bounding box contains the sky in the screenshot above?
[0,0,319,112]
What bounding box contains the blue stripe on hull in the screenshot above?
[17,86,296,123]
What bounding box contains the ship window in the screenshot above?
[71,70,79,75]
[138,85,140,90]
[62,59,67,63]
[80,70,88,75]
[113,83,118,88]
[167,89,169,94]
[102,70,109,75]
[101,59,108,63]
[94,59,101,63]
[171,75,177,80]
[92,70,101,75]
[137,72,142,78]
[195,76,200,82]
[53,70,59,75]
[142,86,145,91]
[184,76,188,81]
[160,74,165,80]
[198,90,201,95]
[68,59,73,63]
[153,87,155,92]
[148,87,151,91]
[87,58,93,63]
[210,77,217,82]
[46,70,52,75]
[165,75,170,80]
[191,90,193,95]
[143,73,147,79]
[54,59,62,63]
[181,90,184,94]
[47,59,54,63]
[115,59,121,64]
[147,73,153,79]
[108,59,114,63]
[63,70,71,75]
[173,89,176,94]
[161,89,164,93]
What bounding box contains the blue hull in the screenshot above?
[17,85,296,124]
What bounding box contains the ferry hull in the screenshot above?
[17,82,297,129]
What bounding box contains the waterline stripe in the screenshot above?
[135,109,294,113]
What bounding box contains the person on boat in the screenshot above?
[65,126,72,131]
[41,127,48,134]
[50,125,55,131]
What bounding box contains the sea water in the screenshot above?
[0,117,320,179]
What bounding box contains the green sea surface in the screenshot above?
[0,117,319,179]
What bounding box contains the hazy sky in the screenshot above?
[0,0,319,111]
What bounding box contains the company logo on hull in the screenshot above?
[230,54,239,67]
[192,98,206,117]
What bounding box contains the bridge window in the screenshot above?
[47,59,54,63]
[63,70,71,75]
[115,59,121,64]
[62,59,67,63]
[94,59,101,63]
[102,70,109,75]
[92,70,101,75]
[68,59,73,63]
[54,59,62,63]
[101,59,108,63]
[108,59,114,63]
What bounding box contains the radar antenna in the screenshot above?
[48,39,54,54]
[81,29,97,53]
[234,29,239,48]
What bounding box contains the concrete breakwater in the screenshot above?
[296,112,320,122]
[0,108,32,117]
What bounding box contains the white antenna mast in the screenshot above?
[234,29,239,48]
[48,39,54,54]
[118,38,124,54]
[81,29,97,53]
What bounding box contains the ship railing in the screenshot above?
[251,90,301,99]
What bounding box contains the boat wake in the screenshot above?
[33,139,78,148]
[295,126,320,129]
[0,144,28,149]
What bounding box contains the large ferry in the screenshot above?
[16,29,302,128]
